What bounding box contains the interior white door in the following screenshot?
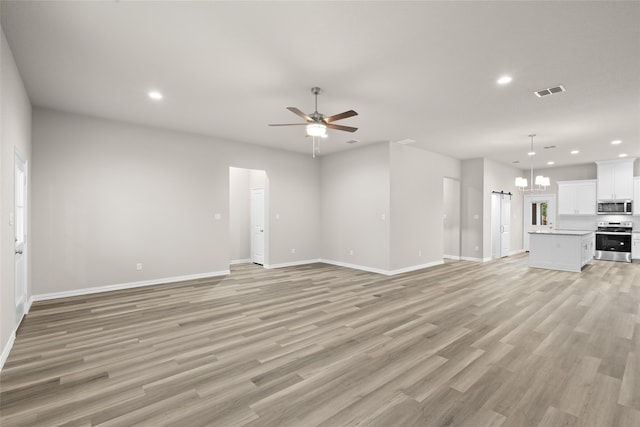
[491,193,511,259]
[500,196,511,257]
[250,188,265,265]
[14,152,28,322]
[491,193,501,259]
[523,194,556,251]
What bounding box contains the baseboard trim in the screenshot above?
[460,256,492,263]
[264,259,322,269]
[319,259,443,276]
[31,270,230,302]
[230,259,251,265]
[386,260,445,275]
[443,254,461,260]
[0,331,16,372]
[509,249,526,256]
[319,259,389,275]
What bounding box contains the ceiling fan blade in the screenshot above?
[327,123,358,133]
[268,123,308,126]
[324,110,358,123]
[287,107,312,122]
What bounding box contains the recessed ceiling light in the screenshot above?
[497,76,512,85]
[619,153,628,158]
[527,151,535,156]
[148,90,163,100]
[547,161,555,165]
[570,150,580,154]
[611,140,622,145]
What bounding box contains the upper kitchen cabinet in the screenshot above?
[558,180,596,215]
[596,158,636,200]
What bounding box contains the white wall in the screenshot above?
[1,28,32,368]
[229,167,250,262]
[389,143,460,270]
[320,142,391,271]
[461,158,484,260]
[31,108,320,295]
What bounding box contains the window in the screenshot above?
[531,201,548,226]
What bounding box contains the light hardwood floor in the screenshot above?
[2,255,640,426]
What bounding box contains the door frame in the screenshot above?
[14,150,28,323]
[523,193,556,251]
[250,187,266,265]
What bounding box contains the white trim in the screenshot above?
[386,260,444,275]
[509,249,526,256]
[264,259,322,269]
[320,259,389,275]
[1,332,16,371]
[31,270,230,302]
[25,295,33,314]
[443,254,461,260]
[230,259,251,265]
[460,256,493,263]
[319,259,443,276]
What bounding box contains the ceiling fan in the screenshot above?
[269,87,358,138]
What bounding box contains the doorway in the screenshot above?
[229,167,267,266]
[443,177,461,259]
[14,152,28,323]
[523,194,556,251]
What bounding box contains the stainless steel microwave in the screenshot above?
[597,200,633,215]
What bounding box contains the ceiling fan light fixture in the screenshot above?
[306,123,327,137]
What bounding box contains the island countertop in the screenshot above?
[528,229,594,236]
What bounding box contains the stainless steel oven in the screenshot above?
[595,221,632,262]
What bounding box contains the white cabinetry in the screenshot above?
[634,177,640,215]
[596,159,635,200]
[633,233,640,260]
[529,231,594,272]
[557,180,596,215]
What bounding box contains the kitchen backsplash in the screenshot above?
[557,215,640,231]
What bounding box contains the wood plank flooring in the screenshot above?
[2,255,640,426]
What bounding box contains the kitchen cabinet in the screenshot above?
[633,233,640,260]
[596,159,635,200]
[529,230,594,272]
[557,180,596,215]
[634,177,640,215]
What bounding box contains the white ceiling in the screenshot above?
[2,1,639,169]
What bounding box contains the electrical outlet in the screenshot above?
[349,249,354,256]
[136,263,143,271]
[418,250,422,257]
[291,248,296,254]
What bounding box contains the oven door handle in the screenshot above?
[596,231,632,235]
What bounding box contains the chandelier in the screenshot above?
[515,134,550,192]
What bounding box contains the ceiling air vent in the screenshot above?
[345,139,359,144]
[534,85,565,98]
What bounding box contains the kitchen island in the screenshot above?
[528,230,595,272]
